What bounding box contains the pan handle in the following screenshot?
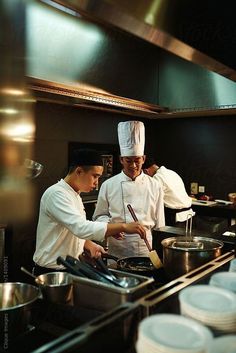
[56,256,86,277]
[101,253,119,262]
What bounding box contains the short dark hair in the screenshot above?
[142,156,156,169]
[69,149,103,173]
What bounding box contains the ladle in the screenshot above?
[172,214,204,249]
[20,266,45,284]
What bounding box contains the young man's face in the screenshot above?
[119,156,146,180]
[77,166,103,192]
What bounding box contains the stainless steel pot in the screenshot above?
[0,282,39,345]
[36,272,73,303]
[161,236,224,279]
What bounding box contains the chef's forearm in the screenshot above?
[105,223,126,237]
[105,222,146,239]
[93,214,110,222]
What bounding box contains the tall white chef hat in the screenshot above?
[118,121,145,156]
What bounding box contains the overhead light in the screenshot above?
[0,108,18,115]
[1,121,35,140]
[1,88,26,96]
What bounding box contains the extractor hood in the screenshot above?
[50,0,236,82]
[28,77,166,118]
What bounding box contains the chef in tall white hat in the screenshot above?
[118,120,145,158]
[93,121,165,258]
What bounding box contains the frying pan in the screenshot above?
[102,253,155,274]
[80,253,167,283]
[79,251,154,274]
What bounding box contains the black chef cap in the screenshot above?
[70,149,103,167]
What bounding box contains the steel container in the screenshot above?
[36,272,73,303]
[161,236,223,279]
[72,269,154,312]
[0,282,39,345]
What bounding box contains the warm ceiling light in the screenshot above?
[1,88,26,96]
[1,121,35,138]
[0,108,18,115]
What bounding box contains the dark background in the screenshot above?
[9,102,235,284]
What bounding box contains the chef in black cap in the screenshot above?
[33,149,146,275]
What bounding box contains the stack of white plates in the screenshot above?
[229,259,236,272]
[207,335,236,353]
[209,272,236,293]
[136,313,213,353]
[179,285,236,334]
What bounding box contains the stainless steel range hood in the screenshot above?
[52,0,236,82]
[28,77,166,118]
[27,0,168,118]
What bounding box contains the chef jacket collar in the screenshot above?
[121,170,145,182]
[60,178,80,195]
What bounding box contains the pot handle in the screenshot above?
[101,253,119,262]
[57,256,86,277]
[185,213,193,239]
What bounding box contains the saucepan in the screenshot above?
[21,267,73,303]
[161,236,224,279]
[161,213,224,279]
[35,272,73,303]
[0,282,39,343]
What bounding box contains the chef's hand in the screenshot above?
[125,222,147,240]
[84,240,107,259]
[111,232,125,240]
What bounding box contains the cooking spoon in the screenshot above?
[127,204,163,269]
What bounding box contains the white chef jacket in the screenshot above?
[33,179,107,268]
[93,171,165,258]
[153,166,194,222]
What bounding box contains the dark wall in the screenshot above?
[145,116,236,199]
[10,102,236,281]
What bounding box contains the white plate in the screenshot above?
[138,314,213,352]
[207,335,236,353]
[215,199,233,205]
[181,313,236,333]
[229,259,236,272]
[209,272,236,292]
[179,285,236,314]
[192,200,218,206]
[180,302,236,322]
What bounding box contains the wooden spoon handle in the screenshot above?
[127,204,152,251]
[127,204,138,221]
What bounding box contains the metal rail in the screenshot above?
[138,251,235,316]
